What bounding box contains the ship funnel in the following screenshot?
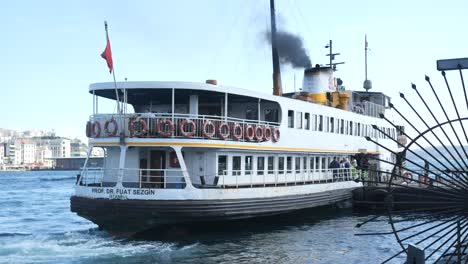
[302,65,335,104]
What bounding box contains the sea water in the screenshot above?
[0,171,405,264]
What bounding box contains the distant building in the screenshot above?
[20,139,36,164]
[0,143,4,164]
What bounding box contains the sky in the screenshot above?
[1,0,468,144]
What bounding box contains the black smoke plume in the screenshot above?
[265,31,312,68]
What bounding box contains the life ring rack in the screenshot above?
[90,121,101,138]
[263,126,272,141]
[272,127,280,142]
[130,118,148,137]
[218,122,230,139]
[202,120,216,138]
[180,119,197,137]
[232,123,243,141]
[255,126,264,142]
[104,118,119,137]
[403,171,413,183]
[244,125,255,141]
[157,119,174,137]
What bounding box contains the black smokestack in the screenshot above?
[265,30,312,69]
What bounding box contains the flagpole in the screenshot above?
[104,21,121,115]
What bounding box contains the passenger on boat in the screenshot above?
[329,157,340,181]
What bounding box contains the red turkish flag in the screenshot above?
[101,36,113,73]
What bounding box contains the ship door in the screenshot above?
[150,150,166,188]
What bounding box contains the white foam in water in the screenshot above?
[0,230,177,263]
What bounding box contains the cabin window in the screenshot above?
[318,115,323,131]
[245,156,253,175]
[296,112,303,129]
[245,108,257,120]
[315,157,320,172]
[330,117,335,133]
[217,155,227,176]
[264,109,279,123]
[350,122,353,136]
[336,119,340,134]
[288,110,294,128]
[321,157,327,170]
[286,157,292,173]
[341,119,344,134]
[278,157,285,174]
[257,157,265,175]
[295,157,301,174]
[268,156,274,174]
[303,157,307,173]
[305,113,310,129]
[357,123,361,136]
[232,156,241,176]
[310,156,315,172]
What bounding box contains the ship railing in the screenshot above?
[89,113,280,141]
[350,101,386,118]
[210,168,360,188]
[77,167,186,189]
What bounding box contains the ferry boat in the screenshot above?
[70,2,405,234]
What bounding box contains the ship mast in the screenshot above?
[270,0,283,96]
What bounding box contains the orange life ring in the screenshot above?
[90,121,101,138]
[202,120,215,138]
[403,172,412,183]
[272,127,280,142]
[130,118,148,137]
[255,126,264,141]
[180,119,196,137]
[245,125,255,141]
[232,123,243,141]
[85,121,92,138]
[263,126,272,141]
[104,119,119,137]
[218,122,230,139]
[157,119,174,137]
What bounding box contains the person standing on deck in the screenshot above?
[329,157,340,181]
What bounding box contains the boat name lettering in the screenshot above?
[91,188,156,196]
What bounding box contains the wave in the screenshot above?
[0,232,31,237]
[39,175,76,182]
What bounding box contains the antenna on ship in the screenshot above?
[363,35,372,92]
[325,40,344,70]
[270,0,283,96]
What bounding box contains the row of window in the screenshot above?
[217,154,352,176]
[287,110,396,139]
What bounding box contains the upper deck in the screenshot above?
[87,80,403,154]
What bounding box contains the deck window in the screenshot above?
[310,156,315,172]
[321,157,327,170]
[318,115,323,131]
[268,156,274,174]
[357,123,361,136]
[232,156,241,176]
[316,157,321,172]
[257,157,265,175]
[278,157,285,174]
[350,122,353,136]
[296,112,303,129]
[341,119,344,134]
[303,157,307,173]
[217,155,227,176]
[305,113,310,129]
[330,117,335,133]
[265,109,279,123]
[245,156,253,175]
[246,108,257,120]
[288,110,294,128]
[286,157,292,173]
[295,157,301,174]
